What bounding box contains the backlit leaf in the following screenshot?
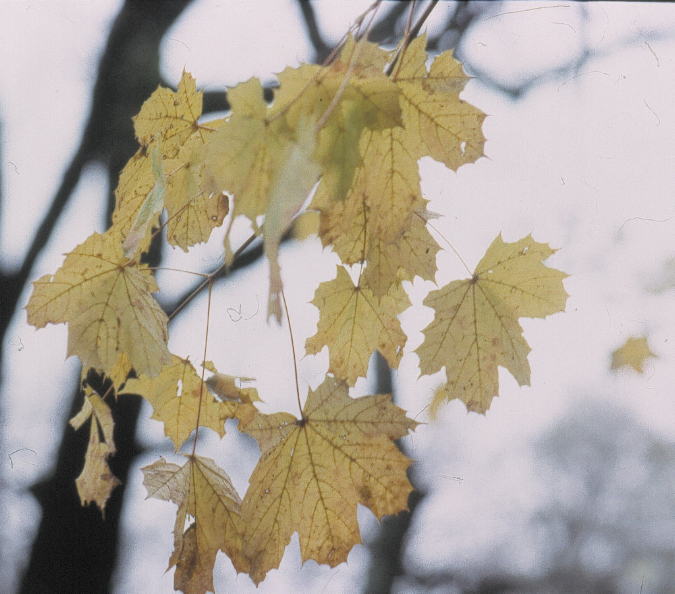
[26,230,170,376]
[237,375,417,584]
[305,266,411,385]
[143,455,248,593]
[417,234,568,413]
[122,356,239,451]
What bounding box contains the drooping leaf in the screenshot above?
[121,356,239,451]
[143,455,248,594]
[133,70,207,159]
[122,140,167,259]
[69,389,120,515]
[26,230,170,376]
[305,266,411,385]
[611,336,657,373]
[417,234,568,414]
[263,113,321,321]
[111,149,158,256]
[237,375,417,584]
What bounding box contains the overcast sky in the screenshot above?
[2,2,675,593]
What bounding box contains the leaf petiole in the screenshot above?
[281,289,303,416]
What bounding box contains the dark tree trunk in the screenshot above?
[17,2,194,592]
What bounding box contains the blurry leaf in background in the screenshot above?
[611,336,657,373]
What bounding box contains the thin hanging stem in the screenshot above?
[192,280,214,457]
[418,212,472,275]
[281,289,303,416]
[147,266,210,278]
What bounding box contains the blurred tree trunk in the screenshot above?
[16,2,195,592]
[363,352,426,594]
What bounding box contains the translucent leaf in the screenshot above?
[417,234,568,413]
[305,266,411,385]
[237,375,417,584]
[143,455,248,593]
[26,231,170,376]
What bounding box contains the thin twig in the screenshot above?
[385,0,440,77]
[191,281,213,457]
[168,232,257,322]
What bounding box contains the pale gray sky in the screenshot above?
[2,2,675,593]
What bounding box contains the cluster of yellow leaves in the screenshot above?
[202,33,484,322]
[137,375,416,591]
[24,27,571,594]
[304,34,487,384]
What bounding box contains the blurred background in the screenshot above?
[2,1,675,593]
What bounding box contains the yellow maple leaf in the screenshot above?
[204,77,293,240]
[26,230,170,376]
[317,125,423,262]
[363,210,440,298]
[143,455,248,594]
[236,375,417,584]
[416,234,568,414]
[114,73,227,253]
[305,266,411,385]
[611,336,657,373]
[133,70,207,159]
[121,356,239,451]
[394,34,486,170]
[69,389,120,515]
[162,129,230,251]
